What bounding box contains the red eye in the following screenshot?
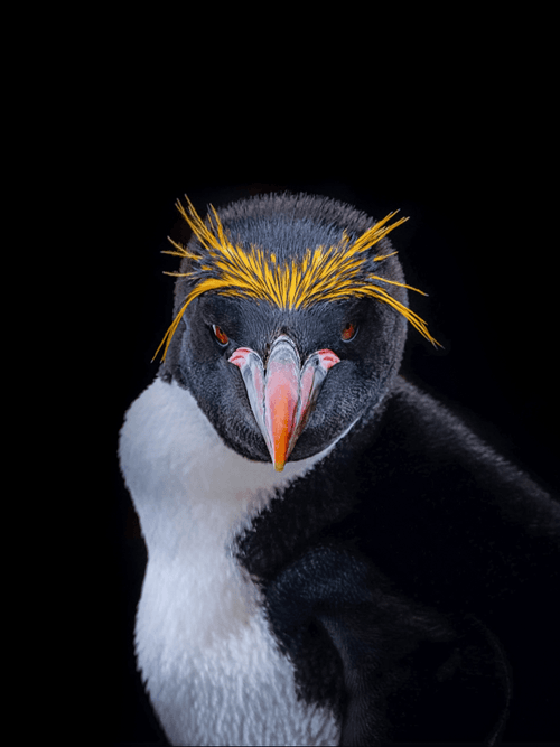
[341,322,357,341]
[213,325,229,346]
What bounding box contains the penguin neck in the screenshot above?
[122,378,343,566]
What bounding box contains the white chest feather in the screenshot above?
[119,379,340,746]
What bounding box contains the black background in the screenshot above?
[105,78,558,744]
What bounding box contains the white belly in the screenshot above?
[120,379,341,746]
[136,559,339,746]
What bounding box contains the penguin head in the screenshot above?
[157,193,437,469]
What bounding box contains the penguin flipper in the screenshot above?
[266,547,510,746]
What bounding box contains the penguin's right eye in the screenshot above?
[212,325,229,346]
[341,322,357,341]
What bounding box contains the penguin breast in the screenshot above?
[120,379,340,746]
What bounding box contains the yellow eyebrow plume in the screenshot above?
[153,197,439,362]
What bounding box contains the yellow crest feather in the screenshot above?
[153,197,439,362]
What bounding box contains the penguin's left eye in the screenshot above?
[212,325,229,346]
[341,322,357,341]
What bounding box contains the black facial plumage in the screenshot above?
[158,193,414,464]
[120,192,560,746]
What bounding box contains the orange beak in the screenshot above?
[229,335,339,470]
